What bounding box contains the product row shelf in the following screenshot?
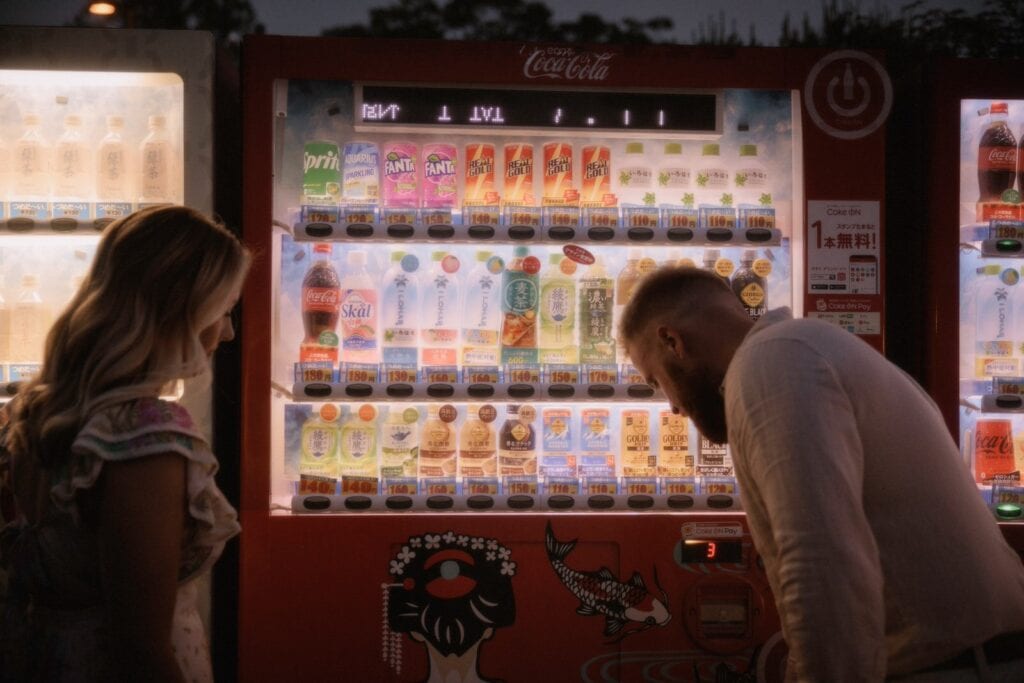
[962,220,1024,256]
[291,219,782,246]
[961,378,1024,413]
[288,380,663,402]
[0,216,117,233]
[289,491,742,514]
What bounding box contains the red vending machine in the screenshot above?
[923,57,1024,553]
[240,37,887,681]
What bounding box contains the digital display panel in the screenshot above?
[358,85,718,133]
[680,540,743,563]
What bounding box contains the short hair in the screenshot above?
[618,266,737,351]
[6,205,251,469]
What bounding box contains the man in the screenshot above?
[619,267,1024,681]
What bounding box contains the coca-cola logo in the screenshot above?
[521,45,614,81]
[976,434,1013,455]
[303,287,339,309]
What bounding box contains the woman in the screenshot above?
[0,205,251,682]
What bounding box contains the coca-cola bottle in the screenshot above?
[301,242,341,360]
[978,102,1017,203]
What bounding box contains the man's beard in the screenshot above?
[678,362,728,444]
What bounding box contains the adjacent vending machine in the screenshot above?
[923,57,1024,552]
[0,21,225,656]
[240,36,887,681]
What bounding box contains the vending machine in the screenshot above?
[240,36,888,681]
[0,21,228,663]
[923,57,1024,553]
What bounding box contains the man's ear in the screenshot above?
[656,325,686,360]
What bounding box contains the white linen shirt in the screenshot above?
[723,308,1024,681]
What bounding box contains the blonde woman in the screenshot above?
[1,205,251,682]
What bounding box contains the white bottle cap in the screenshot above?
[347,250,367,266]
[106,115,124,129]
[64,114,82,127]
[148,115,166,128]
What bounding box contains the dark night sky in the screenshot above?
[0,0,980,45]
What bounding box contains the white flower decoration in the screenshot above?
[425,534,441,549]
[500,560,517,576]
[397,546,415,563]
[486,539,499,551]
[498,547,511,561]
[486,551,496,562]
[471,537,484,550]
[409,537,423,548]
[457,535,469,546]
[442,531,457,544]
[389,559,405,575]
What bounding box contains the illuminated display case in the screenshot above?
[241,36,886,681]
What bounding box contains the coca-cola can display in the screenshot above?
[974,418,1016,484]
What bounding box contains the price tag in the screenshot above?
[466,206,501,227]
[344,363,379,383]
[585,365,618,384]
[662,478,697,495]
[384,365,417,383]
[703,479,736,495]
[426,481,458,495]
[506,365,541,384]
[302,204,340,223]
[586,478,618,495]
[989,220,1024,240]
[343,206,376,225]
[464,367,500,384]
[294,361,335,383]
[342,476,379,495]
[504,206,542,227]
[384,479,418,495]
[544,364,580,384]
[422,208,453,226]
[622,365,645,385]
[626,480,657,495]
[423,367,459,383]
[664,207,698,229]
[623,206,659,228]
[506,479,538,495]
[465,479,500,495]
[299,475,336,495]
[383,208,416,226]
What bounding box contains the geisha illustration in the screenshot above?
[382,531,517,682]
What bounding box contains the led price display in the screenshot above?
[680,540,743,563]
[359,85,718,133]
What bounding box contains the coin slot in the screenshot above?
[346,224,374,238]
[344,383,373,398]
[385,496,414,510]
[386,224,414,239]
[588,494,615,509]
[303,496,331,511]
[303,383,333,398]
[427,224,455,239]
[344,496,372,510]
[305,223,334,238]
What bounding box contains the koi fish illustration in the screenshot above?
[544,522,671,641]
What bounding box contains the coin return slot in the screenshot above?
[344,383,373,398]
[508,495,535,510]
[548,226,575,240]
[426,383,455,398]
[507,384,535,399]
[468,225,495,239]
[547,495,574,510]
[588,494,615,510]
[344,496,372,510]
[467,495,494,510]
[346,224,373,238]
[426,495,454,510]
[467,383,496,398]
[706,227,732,242]
[303,383,332,398]
[627,227,654,241]
[385,496,413,510]
[508,226,535,240]
[697,597,751,639]
[386,224,414,239]
[427,224,455,239]
[303,496,331,511]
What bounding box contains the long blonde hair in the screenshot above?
[5,205,251,469]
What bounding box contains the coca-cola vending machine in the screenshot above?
[923,56,1024,554]
[239,36,887,680]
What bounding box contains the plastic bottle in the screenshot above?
[977,102,1017,203]
[420,251,461,369]
[381,251,419,365]
[696,143,729,203]
[617,142,652,206]
[53,114,91,201]
[702,247,733,285]
[657,142,691,196]
[10,274,47,363]
[139,115,173,204]
[96,115,130,202]
[499,404,537,478]
[339,404,378,478]
[380,407,420,479]
[0,290,10,362]
[734,144,769,207]
[299,403,341,488]
[12,113,50,200]
[614,248,644,364]
[539,252,577,364]
[338,250,379,364]
[458,403,497,478]
[461,250,503,367]
[731,249,767,320]
[975,265,1020,378]
[419,404,457,478]
[300,242,341,362]
[578,257,615,364]
[499,246,540,364]
[0,134,9,202]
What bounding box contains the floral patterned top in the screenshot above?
[0,397,240,682]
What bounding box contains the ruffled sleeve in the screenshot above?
[63,398,240,582]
